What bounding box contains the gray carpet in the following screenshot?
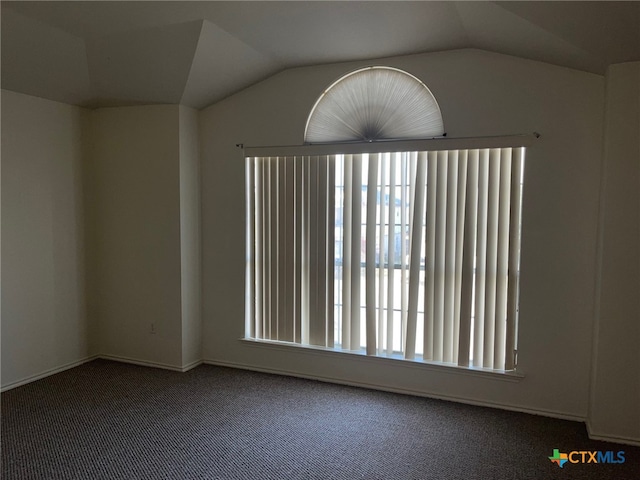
[2,359,639,479]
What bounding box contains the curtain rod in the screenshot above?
[240,132,540,158]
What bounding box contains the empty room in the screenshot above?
[1,1,639,479]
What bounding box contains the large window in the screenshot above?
[245,140,527,371]
[244,66,529,372]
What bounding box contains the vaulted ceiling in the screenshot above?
[2,1,639,110]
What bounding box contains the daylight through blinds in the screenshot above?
[246,145,525,371]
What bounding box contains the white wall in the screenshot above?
[179,105,202,366]
[85,104,202,370]
[589,61,640,443]
[85,105,183,368]
[199,49,605,420]
[1,90,90,388]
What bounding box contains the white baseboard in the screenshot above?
[586,421,640,447]
[202,358,585,423]
[1,355,98,392]
[180,359,204,372]
[1,355,204,392]
[98,354,202,373]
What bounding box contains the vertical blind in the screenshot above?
[246,141,526,371]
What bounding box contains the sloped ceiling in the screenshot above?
[2,1,639,110]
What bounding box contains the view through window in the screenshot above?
[246,145,526,371]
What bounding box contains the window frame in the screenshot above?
[244,134,535,373]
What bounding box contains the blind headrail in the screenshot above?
[243,133,539,158]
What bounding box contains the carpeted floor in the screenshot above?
[2,359,638,479]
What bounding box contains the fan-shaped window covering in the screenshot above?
[304,66,444,144]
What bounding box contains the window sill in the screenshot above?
[239,337,525,383]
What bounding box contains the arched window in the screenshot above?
[305,66,444,143]
[245,66,532,373]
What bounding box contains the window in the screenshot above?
[245,67,529,372]
[305,66,444,143]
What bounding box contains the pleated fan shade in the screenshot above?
[304,66,445,143]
